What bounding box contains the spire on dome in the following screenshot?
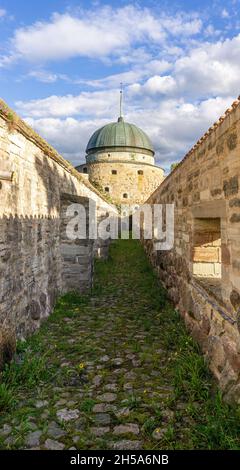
[118,82,123,122]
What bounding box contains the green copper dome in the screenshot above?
[86,117,154,155]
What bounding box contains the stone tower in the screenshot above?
[76,114,164,206]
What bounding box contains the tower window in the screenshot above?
[83,167,88,174]
[138,170,143,175]
[112,170,117,175]
[123,193,128,199]
[108,153,111,157]
[105,187,110,192]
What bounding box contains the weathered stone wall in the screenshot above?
[142,98,240,403]
[0,102,117,346]
[78,160,164,205]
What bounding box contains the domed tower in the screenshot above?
[76,102,164,205]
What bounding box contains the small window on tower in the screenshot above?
[108,153,111,157]
[112,170,117,175]
[123,193,128,199]
[138,170,143,175]
[105,187,110,192]
[83,167,88,174]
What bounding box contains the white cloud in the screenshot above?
[26,116,98,164]
[128,95,235,168]
[0,54,15,68]
[221,8,230,18]
[0,8,6,18]
[16,89,120,118]
[129,75,176,96]
[7,6,203,64]
[160,15,202,36]
[122,33,240,101]
[77,60,171,89]
[174,34,240,98]
[28,70,59,83]
[11,8,166,62]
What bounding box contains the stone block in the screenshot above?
[221,244,230,265]
[168,287,180,305]
[206,335,225,376]
[230,213,240,223]
[192,247,220,263]
[0,326,16,370]
[29,300,41,320]
[223,176,239,197]
[230,289,240,311]
[219,364,238,394]
[193,262,215,277]
[222,338,240,373]
[192,324,208,351]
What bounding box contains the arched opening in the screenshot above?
[105,187,110,192]
[83,167,88,174]
[123,193,128,199]
[138,170,143,175]
[112,170,117,175]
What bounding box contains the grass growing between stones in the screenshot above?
[0,239,239,450]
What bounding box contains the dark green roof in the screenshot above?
[86,117,154,154]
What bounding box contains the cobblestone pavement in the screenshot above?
[0,240,238,450]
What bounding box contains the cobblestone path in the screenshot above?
[0,240,239,450]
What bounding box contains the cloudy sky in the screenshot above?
[1,0,240,171]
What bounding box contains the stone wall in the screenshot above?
[79,160,164,205]
[142,98,240,403]
[0,101,118,347]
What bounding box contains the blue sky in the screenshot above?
[1,0,240,171]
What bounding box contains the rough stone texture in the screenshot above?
[35,400,48,409]
[25,430,42,448]
[0,325,16,370]
[47,422,66,439]
[110,440,143,450]
[0,104,118,343]
[44,439,65,450]
[93,413,111,425]
[113,424,140,436]
[142,99,240,404]
[56,409,79,422]
[90,426,110,437]
[97,393,117,403]
[1,424,12,436]
[77,159,164,205]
